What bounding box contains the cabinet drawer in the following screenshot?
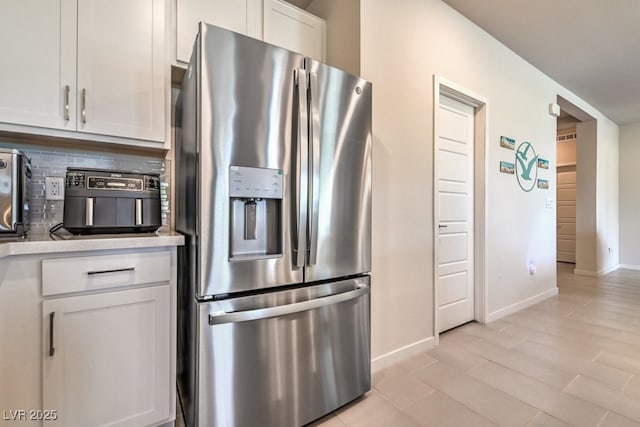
[42,250,171,296]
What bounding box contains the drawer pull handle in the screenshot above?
[49,312,55,357]
[87,267,136,275]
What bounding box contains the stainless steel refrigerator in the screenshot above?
[175,23,372,427]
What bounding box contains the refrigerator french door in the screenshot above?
[176,23,372,427]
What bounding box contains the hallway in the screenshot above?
[312,263,640,426]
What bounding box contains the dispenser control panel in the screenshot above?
[229,166,283,199]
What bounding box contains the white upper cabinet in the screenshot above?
[263,0,325,61]
[175,0,325,65]
[77,0,166,141]
[0,0,76,131]
[176,0,262,64]
[0,0,167,146]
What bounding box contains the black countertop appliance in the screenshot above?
[63,168,162,234]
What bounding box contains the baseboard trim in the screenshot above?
[573,269,598,277]
[371,337,435,373]
[597,264,620,275]
[618,264,640,271]
[486,287,558,323]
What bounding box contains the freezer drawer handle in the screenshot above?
[87,267,136,275]
[208,284,369,325]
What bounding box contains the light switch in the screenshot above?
[546,198,554,209]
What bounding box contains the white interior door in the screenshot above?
[557,169,576,263]
[436,95,475,333]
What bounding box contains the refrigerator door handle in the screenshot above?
[294,68,309,268]
[208,284,369,325]
[308,71,320,266]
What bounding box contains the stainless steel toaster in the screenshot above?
[0,148,31,237]
[62,168,162,234]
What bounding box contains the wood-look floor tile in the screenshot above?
[600,411,640,427]
[483,319,511,332]
[403,390,497,427]
[307,412,348,427]
[426,345,487,372]
[336,391,419,427]
[373,371,436,409]
[414,361,538,426]
[514,340,633,390]
[396,352,438,373]
[567,309,640,332]
[456,322,526,348]
[597,351,640,375]
[372,365,406,388]
[525,411,571,427]
[501,322,603,361]
[623,376,640,399]
[505,312,640,359]
[437,327,482,348]
[467,339,576,389]
[564,375,640,422]
[467,360,606,426]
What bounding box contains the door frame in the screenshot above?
[433,75,488,344]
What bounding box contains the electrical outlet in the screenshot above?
[45,177,65,201]
[528,262,536,276]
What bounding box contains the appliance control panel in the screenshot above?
[66,172,86,188]
[229,166,283,199]
[87,176,143,191]
[65,170,160,192]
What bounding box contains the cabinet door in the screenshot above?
[43,285,171,427]
[175,0,262,64]
[263,0,326,61]
[0,0,76,130]
[76,0,165,142]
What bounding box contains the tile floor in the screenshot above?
[179,263,640,426]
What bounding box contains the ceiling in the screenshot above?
[442,0,640,125]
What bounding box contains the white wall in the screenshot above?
[306,0,360,76]
[596,119,619,274]
[619,122,640,267]
[575,120,598,274]
[361,0,620,367]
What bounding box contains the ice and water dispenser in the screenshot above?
[229,166,283,260]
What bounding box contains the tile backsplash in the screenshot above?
[3,144,170,233]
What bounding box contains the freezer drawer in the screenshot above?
[193,277,370,427]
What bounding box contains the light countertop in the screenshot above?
[0,231,184,258]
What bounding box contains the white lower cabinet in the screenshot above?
[0,246,177,427]
[42,285,171,427]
